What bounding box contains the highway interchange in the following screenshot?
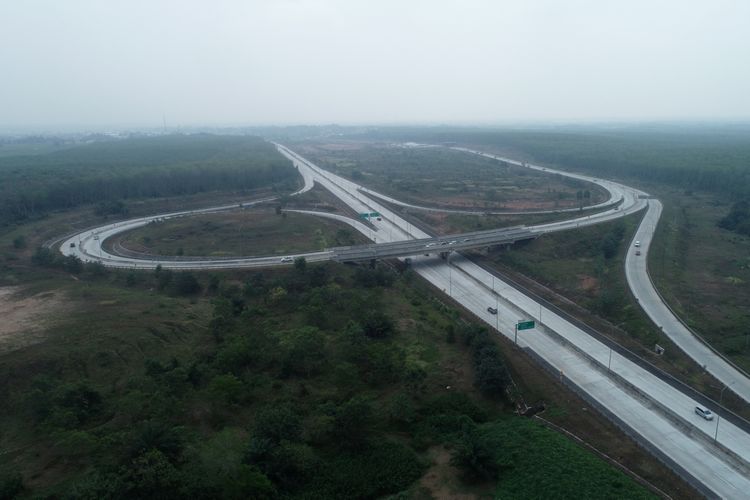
[59,142,750,497]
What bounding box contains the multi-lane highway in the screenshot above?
[57,142,750,497]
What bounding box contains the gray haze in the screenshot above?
[2,0,749,130]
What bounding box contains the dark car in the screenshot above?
[487,306,498,315]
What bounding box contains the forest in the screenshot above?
[0,135,297,227]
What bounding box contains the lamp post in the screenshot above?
[715,381,736,443]
[448,254,452,297]
[495,293,499,331]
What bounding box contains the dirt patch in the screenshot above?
[0,287,67,353]
[578,275,599,292]
[419,445,482,499]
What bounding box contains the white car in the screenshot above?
[694,405,714,421]
[280,256,293,263]
[634,241,640,247]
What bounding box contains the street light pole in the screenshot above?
[714,415,721,443]
[496,294,499,331]
[720,382,734,406]
[715,382,736,443]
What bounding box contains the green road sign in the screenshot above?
[517,320,535,330]
[359,213,370,219]
[370,212,380,217]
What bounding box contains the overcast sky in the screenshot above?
[2,0,749,130]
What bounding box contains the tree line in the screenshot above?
[0,134,297,226]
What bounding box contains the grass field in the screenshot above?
[117,210,368,257]
[293,141,607,212]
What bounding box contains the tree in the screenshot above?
[63,255,83,274]
[451,426,499,480]
[718,200,750,236]
[173,272,201,296]
[279,326,325,377]
[361,311,395,339]
[294,256,307,272]
[253,405,302,443]
[157,269,173,291]
[12,235,26,249]
[126,449,180,498]
[207,373,244,404]
[0,471,23,499]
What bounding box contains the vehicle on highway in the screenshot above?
[487,306,498,315]
[425,243,436,248]
[439,241,448,246]
[448,240,457,245]
[634,240,640,247]
[694,405,714,421]
[93,235,99,240]
[376,217,382,221]
[461,238,470,242]
[635,250,641,256]
[280,256,293,263]
[69,242,75,248]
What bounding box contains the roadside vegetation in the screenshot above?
[0,252,658,498]
[117,210,367,257]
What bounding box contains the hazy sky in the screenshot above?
[2,0,749,129]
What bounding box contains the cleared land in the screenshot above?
[117,210,367,257]
[293,141,607,212]
[0,287,68,353]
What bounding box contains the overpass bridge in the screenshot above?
[331,225,536,262]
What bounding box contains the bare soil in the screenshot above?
[0,287,67,353]
[419,445,490,499]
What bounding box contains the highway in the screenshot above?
[276,144,750,498]
[56,143,750,496]
[454,147,750,405]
